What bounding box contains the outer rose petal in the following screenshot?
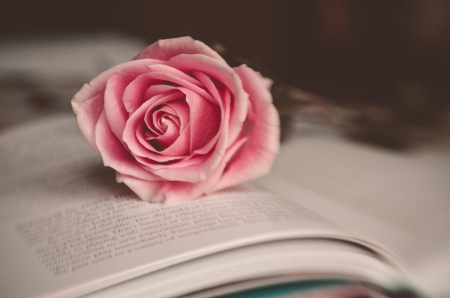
[71,92,104,152]
[214,65,280,191]
[133,36,226,64]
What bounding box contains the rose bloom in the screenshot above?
[72,37,279,203]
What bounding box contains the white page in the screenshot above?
[1,115,377,298]
[256,117,450,297]
[86,239,407,298]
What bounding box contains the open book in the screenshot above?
[1,115,449,297]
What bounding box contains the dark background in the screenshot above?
[1,0,449,131]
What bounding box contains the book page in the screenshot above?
[256,117,450,297]
[0,115,349,298]
[86,239,408,298]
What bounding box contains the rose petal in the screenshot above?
[143,71,216,103]
[116,173,166,204]
[191,70,223,107]
[122,74,167,114]
[122,64,204,114]
[181,88,221,152]
[104,74,132,140]
[148,64,202,86]
[137,151,204,170]
[116,134,246,203]
[189,71,229,155]
[95,111,160,181]
[214,65,280,190]
[71,92,104,152]
[133,36,226,64]
[143,84,179,100]
[149,151,220,183]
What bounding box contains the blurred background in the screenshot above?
[0,0,449,144]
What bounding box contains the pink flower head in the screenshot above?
[72,37,279,203]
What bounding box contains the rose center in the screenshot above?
[158,115,169,132]
[143,104,183,152]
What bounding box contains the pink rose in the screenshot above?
[71,37,279,203]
